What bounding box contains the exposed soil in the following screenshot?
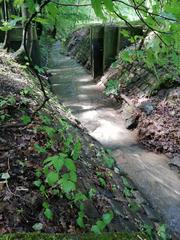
[138,89,180,160]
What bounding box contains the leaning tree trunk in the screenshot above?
[2,0,9,49]
[13,4,29,61]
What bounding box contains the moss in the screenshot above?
[0,233,148,240]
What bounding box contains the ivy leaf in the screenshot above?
[46,172,59,186]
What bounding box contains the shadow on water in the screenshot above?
[48,41,180,238]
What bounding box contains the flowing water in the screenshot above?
[48,42,180,237]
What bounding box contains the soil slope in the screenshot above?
[0,50,160,237]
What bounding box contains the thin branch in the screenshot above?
[52,1,92,7]
[131,0,168,46]
[23,0,50,116]
[113,0,179,23]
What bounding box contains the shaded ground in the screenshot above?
[48,42,180,238]
[0,50,160,236]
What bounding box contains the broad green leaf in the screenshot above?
[91,225,101,234]
[60,179,76,193]
[44,155,64,171]
[69,171,77,183]
[52,156,64,172]
[96,220,106,230]
[103,0,114,12]
[102,211,113,225]
[47,3,58,16]
[77,215,85,228]
[34,17,49,25]
[65,158,76,172]
[91,0,104,19]
[44,208,53,220]
[46,172,59,186]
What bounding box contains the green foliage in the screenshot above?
[43,202,53,220]
[104,79,119,97]
[158,224,170,240]
[0,96,16,108]
[72,139,81,161]
[32,223,43,231]
[21,115,31,125]
[76,203,85,228]
[97,148,115,168]
[91,211,113,234]
[0,17,22,31]
[1,172,10,180]
[0,232,149,240]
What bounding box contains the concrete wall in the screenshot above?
[91,24,143,79]
[91,25,104,79]
[103,26,118,72]
[0,25,41,66]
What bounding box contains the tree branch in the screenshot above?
[23,0,51,117]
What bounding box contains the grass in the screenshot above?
[0,233,149,240]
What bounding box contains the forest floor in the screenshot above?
[48,42,180,238]
[0,49,165,239]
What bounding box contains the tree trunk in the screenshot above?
[13,4,28,61]
[2,0,9,49]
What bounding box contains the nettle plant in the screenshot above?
[34,116,82,217]
[33,115,114,230]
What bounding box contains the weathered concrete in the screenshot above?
[103,26,118,71]
[91,25,104,78]
[48,42,180,238]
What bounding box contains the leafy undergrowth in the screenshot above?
[0,233,147,240]
[0,50,167,239]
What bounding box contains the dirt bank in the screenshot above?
[0,50,163,237]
